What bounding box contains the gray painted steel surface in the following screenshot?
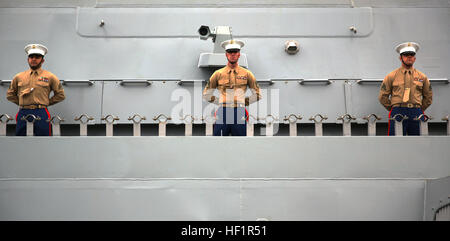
[1,137,449,178]
[0,179,425,220]
[425,176,450,221]
[0,136,449,220]
[0,6,449,124]
[0,0,449,220]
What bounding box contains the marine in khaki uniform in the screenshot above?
[203,39,262,136]
[378,42,432,136]
[6,44,65,136]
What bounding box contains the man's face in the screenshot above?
[226,49,240,64]
[400,52,416,67]
[28,54,44,70]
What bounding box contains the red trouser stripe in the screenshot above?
[45,108,52,136]
[387,109,393,136]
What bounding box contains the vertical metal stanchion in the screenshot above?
[101,115,119,137]
[362,114,381,136]
[0,114,13,136]
[247,114,257,137]
[337,114,356,136]
[128,114,146,136]
[309,114,328,136]
[181,115,196,136]
[284,114,302,136]
[415,114,432,136]
[259,115,278,136]
[389,114,408,136]
[443,115,450,136]
[153,114,171,137]
[202,115,216,136]
[21,114,41,136]
[75,114,94,136]
[47,116,64,136]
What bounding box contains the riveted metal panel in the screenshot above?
[1,137,449,179]
[76,7,373,37]
[424,176,450,221]
[240,180,425,221]
[0,179,241,220]
[0,83,19,120]
[50,81,103,124]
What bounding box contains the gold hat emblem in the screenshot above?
[407,42,412,46]
[32,45,36,49]
[230,40,235,44]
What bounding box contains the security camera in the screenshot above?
[198,25,212,40]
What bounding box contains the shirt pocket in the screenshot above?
[392,80,403,96]
[17,82,27,96]
[235,76,248,87]
[218,78,230,86]
[414,81,423,92]
[35,81,50,93]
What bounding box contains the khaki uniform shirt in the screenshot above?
[6,68,65,107]
[378,67,432,111]
[203,65,262,106]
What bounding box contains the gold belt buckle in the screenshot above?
[407,103,413,108]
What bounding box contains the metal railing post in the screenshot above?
[443,116,450,136]
[21,114,41,136]
[284,114,302,136]
[363,114,381,136]
[415,114,432,136]
[309,114,328,136]
[247,114,257,137]
[389,114,408,136]
[74,114,94,136]
[47,116,64,136]
[101,115,120,137]
[153,114,171,136]
[258,115,278,136]
[0,114,13,136]
[181,115,196,136]
[128,114,146,136]
[337,114,356,136]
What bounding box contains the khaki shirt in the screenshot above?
[378,67,432,111]
[203,65,262,106]
[6,68,65,107]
